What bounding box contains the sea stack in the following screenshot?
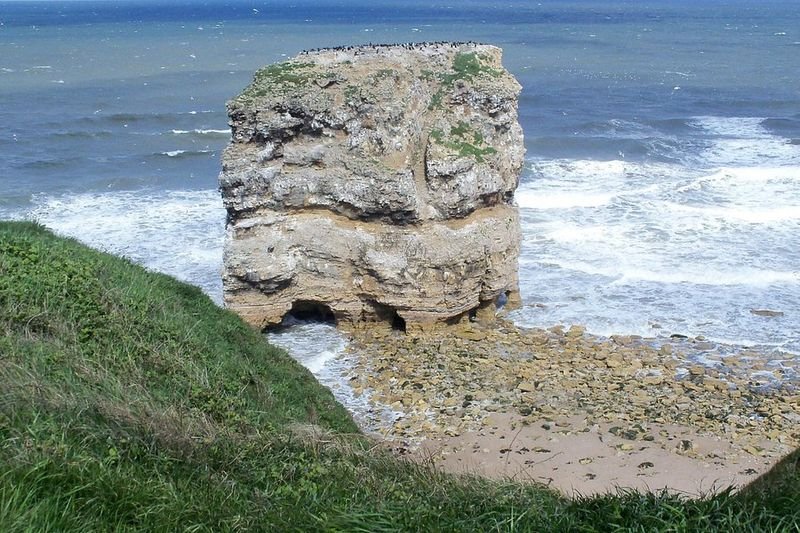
[220,42,524,332]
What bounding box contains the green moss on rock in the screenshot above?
[430,121,498,163]
[428,52,502,110]
[238,61,318,101]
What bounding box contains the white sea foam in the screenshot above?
[160,149,214,157]
[170,128,229,136]
[518,158,675,211]
[621,267,800,287]
[677,166,800,190]
[517,189,613,209]
[268,321,346,374]
[665,202,800,224]
[671,166,800,226]
[543,260,799,286]
[693,116,767,137]
[530,158,628,179]
[27,189,225,303]
[692,116,800,166]
[543,225,609,242]
[527,158,683,187]
[706,337,790,353]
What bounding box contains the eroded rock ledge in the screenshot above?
[220,43,524,331]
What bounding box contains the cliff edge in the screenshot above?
[220,42,524,331]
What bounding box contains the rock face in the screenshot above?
[220,43,524,331]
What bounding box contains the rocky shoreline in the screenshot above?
[336,317,799,494]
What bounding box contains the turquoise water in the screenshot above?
[1,1,798,365]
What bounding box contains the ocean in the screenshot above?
[2,0,798,395]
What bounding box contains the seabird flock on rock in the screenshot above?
[299,41,484,55]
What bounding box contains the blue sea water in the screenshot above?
[1,1,799,380]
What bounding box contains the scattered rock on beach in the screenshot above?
[343,318,800,461]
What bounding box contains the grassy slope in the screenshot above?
[0,221,797,531]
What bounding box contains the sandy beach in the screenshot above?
[344,318,799,497]
[413,413,778,497]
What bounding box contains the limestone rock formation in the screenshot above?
[220,42,524,331]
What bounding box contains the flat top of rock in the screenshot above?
[229,41,518,110]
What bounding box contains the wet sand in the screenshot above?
[409,413,777,497]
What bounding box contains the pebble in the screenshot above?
[517,382,536,392]
[689,365,706,376]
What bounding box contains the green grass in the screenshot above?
[238,61,318,100]
[1,221,798,531]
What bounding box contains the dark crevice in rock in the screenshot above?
[368,301,407,332]
[286,300,336,324]
[236,271,293,294]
